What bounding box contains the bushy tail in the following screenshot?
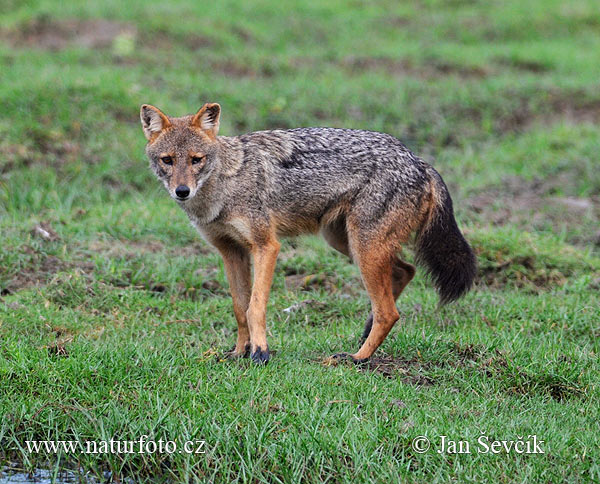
[415,173,477,304]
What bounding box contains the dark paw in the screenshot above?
[325,353,369,366]
[251,346,270,365]
[222,343,250,360]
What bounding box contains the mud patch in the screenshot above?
[0,135,83,174]
[284,271,360,297]
[322,353,436,385]
[466,176,600,246]
[87,238,210,259]
[483,355,588,401]
[359,356,436,386]
[341,56,489,79]
[1,253,68,296]
[2,16,136,50]
[138,28,214,51]
[495,57,550,73]
[209,59,275,78]
[1,226,96,295]
[491,91,600,135]
[339,344,588,400]
[475,245,570,291]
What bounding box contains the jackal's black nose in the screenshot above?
[175,185,190,199]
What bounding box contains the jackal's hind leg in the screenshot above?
[322,217,373,340]
[321,219,415,349]
[360,257,415,344]
[327,217,414,361]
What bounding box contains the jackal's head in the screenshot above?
[140,103,221,202]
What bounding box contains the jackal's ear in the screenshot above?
[140,104,171,140]
[192,103,221,137]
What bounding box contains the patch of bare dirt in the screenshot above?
[2,253,65,296]
[0,135,83,174]
[492,91,600,134]
[1,223,97,295]
[547,95,600,124]
[476,252,569,291]
[466,176,600,244]
[2,251,94,296]
[87,239,211,259]
[341,56,490,79]
[495,57,550,73]
[322,353,436,384]
[284,271,361,297]
[2,16,136,50]
[322,343,586,400]
[359,356,436,385]
[138,28,214,51]
[211,59,274,78]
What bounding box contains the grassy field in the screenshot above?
[1,0,599,482]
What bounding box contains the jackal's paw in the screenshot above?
[223,343,250,360]
[323,353,369,366]
[250,346,270,365]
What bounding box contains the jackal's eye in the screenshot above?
[160,156,173,165]
[191,155,206,165]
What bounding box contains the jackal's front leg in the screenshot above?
[214,241,252,357]
[247,238,280,364]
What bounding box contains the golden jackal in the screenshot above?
[140,103,476,364]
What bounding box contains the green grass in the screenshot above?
[1,0,599,482]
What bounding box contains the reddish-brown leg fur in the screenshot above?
[348,243,401,361]
[246,237,280,364]
[213,239,252,357]
[322,219,415,357]
[361,257,415,343]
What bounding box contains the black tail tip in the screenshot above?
[415,190,477,305]
[436,251,477,305]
